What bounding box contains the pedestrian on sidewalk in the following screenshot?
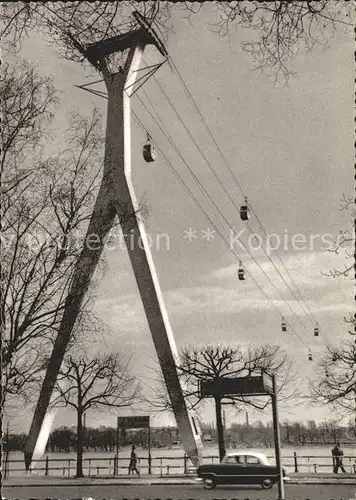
[128,445,140,475]
[332,442,346,473]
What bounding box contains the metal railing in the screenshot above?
[3,452,356,478]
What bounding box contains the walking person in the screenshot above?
[332,442,346,473]
[128,445,140,475]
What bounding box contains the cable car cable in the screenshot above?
[166,55,324,336]
[132,107,308,348]
[166,62,332,351]
[135,92,312,338]
[145,56,321,333]
[136,89,316,344]
[131,106,308,349]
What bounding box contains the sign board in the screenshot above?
[262,372,274,394]
[117,415,150,429]
[199,375,274,398]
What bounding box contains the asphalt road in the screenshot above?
[2,484,355,500]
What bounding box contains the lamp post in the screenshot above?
[271,374,285,500]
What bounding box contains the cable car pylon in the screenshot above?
[24,11,202,472]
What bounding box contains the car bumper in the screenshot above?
[196,475,290,482]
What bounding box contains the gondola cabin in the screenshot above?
[143,134,156,162]
[281,317,287,332]
[314,323,319,336]
[238,261,245,281]
[240,197,249,221]
[308,350,313,361]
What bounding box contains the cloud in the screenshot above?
[92,246,351,358]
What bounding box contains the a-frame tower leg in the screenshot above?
[24,177,117,469]
[108,46,202,463]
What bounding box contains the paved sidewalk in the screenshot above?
[3,473,356,487]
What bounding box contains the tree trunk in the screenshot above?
[214,397,225,461]
[76,409,84,478]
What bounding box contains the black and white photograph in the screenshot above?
[1,2,355,500]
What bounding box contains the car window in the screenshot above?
[245,456,261,465]
[224,456,239,464]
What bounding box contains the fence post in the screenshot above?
[293,451,298,472]
[113,455,117,475]
[183,453,187,474]
[166,465,170,475]
[45,456,49,476]
[160,457,163,477]
[68,459,71,477]
[148,452,152,475]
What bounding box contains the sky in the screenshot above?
[6,3,354,432]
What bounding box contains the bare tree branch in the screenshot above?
[1,61,103,407]
[310,341,356,420]
[1,2,351,82]
[52,351,140,477]
[209,1,352,83]
[144,343,296,460]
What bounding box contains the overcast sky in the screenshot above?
[8,4,353,432]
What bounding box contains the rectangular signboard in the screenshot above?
[262,372,274,394]
[199,375,274,398]
[117,415,150,429]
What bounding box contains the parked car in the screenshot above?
[196,451,289,490]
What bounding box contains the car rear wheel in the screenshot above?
[261,478,273,489]
[203,477,216,490]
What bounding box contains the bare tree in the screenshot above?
[1,2,172,72]
[1,60,148,416]
[322,195,355,337]
[146,344,295,461]
[205,1,352,82]
[310,341,356,419]
[52,351,140,477]
[306,419,318,443]
[323,194,355,281]
[312,194,356,431]
[1,61,105,411]
[1,2,352,82]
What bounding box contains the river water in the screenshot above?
[4,444,356,477]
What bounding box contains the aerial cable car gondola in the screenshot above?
[238,261,245,281]
[308,350,313,361]
[143,132,156,162]
[240,196,249,221]
[314,322,319,337]
[281,317,287,332]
